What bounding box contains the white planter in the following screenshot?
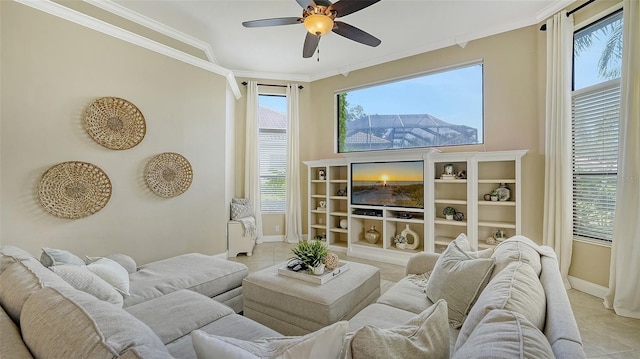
[445,214,454,220]
[313,264,325,275]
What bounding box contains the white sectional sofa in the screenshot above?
[0,246,279,358]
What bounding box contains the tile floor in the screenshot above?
[229,242,640,358]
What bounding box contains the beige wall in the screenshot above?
[0,1,231,265]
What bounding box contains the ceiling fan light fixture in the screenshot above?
[303,14,333,36]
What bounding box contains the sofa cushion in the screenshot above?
[191,320,348,359]
[425,241,495,328]
[0,245,36,274]
[452,310,554,359]
[50,264,124,307]
[0,305,33,359]
[347,303,419,332]
[456,260,546,350]
[125,253,248,307]
[166,313,281,358]
[0,259,73,324]
[126,289,234,345]
[40,247,85,267]
[376,274,435,314]
[345,299,449,359]
[20,286,168,358]
[490,236,542,279]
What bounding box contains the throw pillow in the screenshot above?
[191,321,348,359]
[232,198,251,205]
[455,261,546,350]
[453,233,493,258]
[425,241,495,328]
[86,254,137,274]
[231,202,253,220]
[345,299,449,359]
[452,310,554,359]
[40,247,85,267]
[86,257,130,295]
[50,264,124,307]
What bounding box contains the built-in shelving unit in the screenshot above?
[305,149,527,265]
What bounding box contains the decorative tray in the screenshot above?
[278,261,350,285]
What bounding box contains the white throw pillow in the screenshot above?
[231,202,253,220]
[191,321,348,359]
[345,299,449,359]
[50,264,123,307]
[86,254,137,274]
[40,247,85,267]
[453,233,493,257]
[452,310,554,359]
[425,241,495,328]
[86,258,130,295]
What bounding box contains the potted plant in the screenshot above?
[290,240,329,275]
[443,206,456,220]
[490,190,499,201]
[393,234,407,249]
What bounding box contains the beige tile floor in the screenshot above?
[230,242,640,358]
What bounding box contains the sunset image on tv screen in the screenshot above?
[351,161,424,208]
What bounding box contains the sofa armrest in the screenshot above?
[405,252,441,276]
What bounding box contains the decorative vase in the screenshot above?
[339,219,348,229]
[396,243,407,249]
[364,225,380,244]
[313,263,325,275]
[401,224,420,250]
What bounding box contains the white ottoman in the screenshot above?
[242,261,380,335]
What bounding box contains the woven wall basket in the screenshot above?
[38,161,112,219]
[144,152,193,198]
[83,97,146,150]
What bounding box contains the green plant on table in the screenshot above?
[290,240,329,271]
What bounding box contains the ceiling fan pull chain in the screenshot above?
[317,42,320,62]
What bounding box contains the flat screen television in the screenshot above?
[351,160,424,209]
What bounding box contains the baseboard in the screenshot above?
[568,276,609,299]
[261,235,284,243]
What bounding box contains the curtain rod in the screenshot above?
[539,0,596,31]
[241,82,304,90]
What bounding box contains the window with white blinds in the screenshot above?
[571,9,622,243]
[258,95,287,213]
[571,80,620,242]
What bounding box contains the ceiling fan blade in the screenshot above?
[303,32,321,58]
[242,17,302,28]
[332,21,381,47]
[296,0,313,8]
[328,0,380,18]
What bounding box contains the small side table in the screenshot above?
[227,220,255,257]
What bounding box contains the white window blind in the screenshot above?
[258,129,287,213]
[571,79,620,242]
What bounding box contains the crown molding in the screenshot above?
[233,70,312,83]
[14,0,240,99]
[83,0,218,64]
[536,0,577,22]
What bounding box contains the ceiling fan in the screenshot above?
[242,0,382,58]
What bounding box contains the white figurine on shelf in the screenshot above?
[318,169,326,180]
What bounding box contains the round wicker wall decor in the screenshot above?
[38,161,112,219]
[144,152,193,198]
[83,97,146,150]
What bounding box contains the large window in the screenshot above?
[571,10,623,242]
[336,63,483,153]
[258,94,287,213]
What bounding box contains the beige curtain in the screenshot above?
[285,84,302,243]
[245,81,264,244]
[542,10,574,288]
[604,0,640,319]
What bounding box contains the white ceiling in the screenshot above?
[110,0,575,82]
